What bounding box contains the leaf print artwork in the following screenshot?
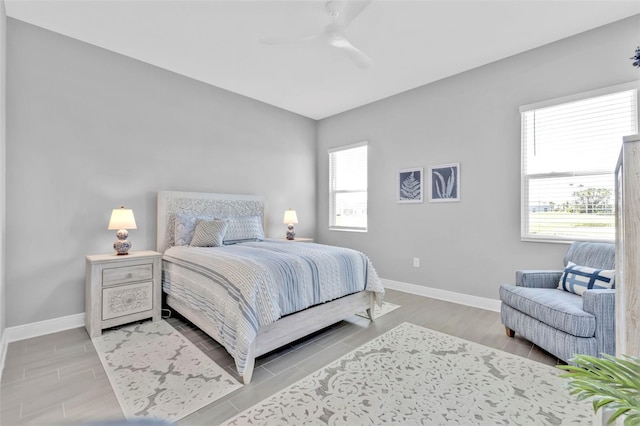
[401,172,421,199]
[433,168,456,199]
[397,168,424,203]
[429,164,460,202]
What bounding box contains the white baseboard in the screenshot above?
[0,313,85,376]
[0,331,7,380]
[3,312,85,343]
[382,278,501,313]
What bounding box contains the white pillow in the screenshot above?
[558,261,615,296]
[222,216,265,245]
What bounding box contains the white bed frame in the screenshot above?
[157,191,375,384]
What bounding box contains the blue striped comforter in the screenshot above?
[162,240,384,377]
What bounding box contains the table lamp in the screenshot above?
[283,209,298,240]
[108,206,137,255]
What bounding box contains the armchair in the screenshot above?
[499,242,615,363]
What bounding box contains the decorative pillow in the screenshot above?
[174,213,213,246]
[190,219,228,247]
[222,215,265,245]
[558,261,615,296]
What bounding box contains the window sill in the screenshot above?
[521,236,614,244]
[329,227,367,233]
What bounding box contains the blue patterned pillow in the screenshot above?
[222,216,265,245]
[190,219,228,247]
[174,213,214,246]
[558,262,615,296]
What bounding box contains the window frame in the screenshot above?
[328,141,368,232]
[520,82,639,243]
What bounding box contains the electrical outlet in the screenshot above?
[413,257,420,268]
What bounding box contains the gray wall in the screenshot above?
[5,14,639,328]
[317,15,640,300]
[6,19,317,327]
[1,2,6,338]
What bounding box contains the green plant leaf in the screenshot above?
[610,407,631,424]
[623,412,640,426]
[559,354,640,423]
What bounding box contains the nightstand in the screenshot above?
[85,250,162,338]
[278,237,314,243]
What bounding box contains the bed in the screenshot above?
[157,191,384,384]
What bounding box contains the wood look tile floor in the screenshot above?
[0,289,560,425]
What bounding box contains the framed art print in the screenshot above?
[429,163,460,202]
[397,167,424,203]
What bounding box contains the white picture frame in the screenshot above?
[397,167,424,203]
[429,163,460,202]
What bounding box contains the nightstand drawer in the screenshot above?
[102,281,153,320]
[102,264,153,286]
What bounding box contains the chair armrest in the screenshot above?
[582,289,616,357]
[516,270,562,288]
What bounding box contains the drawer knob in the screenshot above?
[127,273,132,278]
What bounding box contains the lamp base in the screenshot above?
[114,229,132,255]
[286,224,296,240]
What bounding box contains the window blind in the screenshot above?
[329,142,368,231]
[521,87,638,242]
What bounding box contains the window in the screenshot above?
[329,142,367,231]
[521,84,638,242]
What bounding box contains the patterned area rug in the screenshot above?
[93,320,242,422]
[224,322,591,425]
[356,301,400,319]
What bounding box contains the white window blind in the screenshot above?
[329,142,368,231]
[521,86,638,242]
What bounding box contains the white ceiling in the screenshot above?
[5,0,640,119]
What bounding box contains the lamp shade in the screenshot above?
[108,206,137,230]
[283,209,298,225]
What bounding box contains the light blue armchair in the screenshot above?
[499,242,616,363]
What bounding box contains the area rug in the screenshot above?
[224,322,591,425]
[93,320,242,421]
[356,301,400,319]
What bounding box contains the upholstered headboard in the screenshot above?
[156,191,265,253]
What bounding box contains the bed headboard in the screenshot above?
[157,191,265,253]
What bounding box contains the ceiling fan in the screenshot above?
[261,0,373,69]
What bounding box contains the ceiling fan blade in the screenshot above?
[334,38,373,69]
[335,0,372,28]
[260,33,322,45]
[261,1,373,69]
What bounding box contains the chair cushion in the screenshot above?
[499,284,595,338]
[557,262,615,296]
